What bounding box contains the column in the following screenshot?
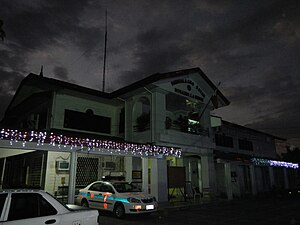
[124,157,133,183]
[201,155,215,189]
[151,91,166,142]
[283,168,289,190]
[0,158,6,189]
[142,157,149,194]
[68,151,77,204]
[197,159,203,193]
[249,165,257,196]
[150,158,168,202]
[188,159,192,182]
[224,162,233,200]
[269,167,275,188]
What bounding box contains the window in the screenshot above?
[76,157,99,186]
[8,193,57,221]
[238,139,253,151]
[134,97,150,132]
[215,134,234,148]
[90,183,103,192]
[100,184,114,193]
[119,108,125,134]
[0,193,7,215]
[64,109,111,134]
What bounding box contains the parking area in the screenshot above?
[99,197,300,225]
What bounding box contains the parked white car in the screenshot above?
[0,189,99,225]
[76,181,158,218]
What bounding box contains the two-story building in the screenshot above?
[0,68,230,203]
[0,67,298,204]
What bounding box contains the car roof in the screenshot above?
[91,180,128,185]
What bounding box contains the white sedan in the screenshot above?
[0,189,99,225]
[76,181,158,218]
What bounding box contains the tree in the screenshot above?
[281,146,300,163]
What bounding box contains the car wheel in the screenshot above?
[81,199,89,208]
[114,203,125,219]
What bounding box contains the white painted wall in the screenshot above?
[44,151,71,195]
[51,93,121,137]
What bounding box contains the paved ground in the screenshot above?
[99,197,300,225]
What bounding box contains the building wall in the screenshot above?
[214,121,280,198]
[44,151,71,195]
[51,93,122,137]
[44,151,125,196]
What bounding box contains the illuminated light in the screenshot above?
[134,205,142,210]
[0,128,182,158]
[251,158,299,169]
[90,193,95,198]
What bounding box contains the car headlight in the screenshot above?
[127,197,141,203]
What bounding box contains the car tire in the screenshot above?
[113,203,125,219]
[81,199,89,208]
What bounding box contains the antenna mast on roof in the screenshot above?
[39,65,43,77]
[102,10,108,92]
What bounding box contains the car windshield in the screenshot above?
[113,182,141,193]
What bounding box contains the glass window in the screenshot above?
[113,182,140,193]
[215,134,234,148]
[64,109,111,134]
[8,193,57,221]
[89,183,102,192]
[100,184,113,193]
[238,139,253,151]
[0,193,8,215]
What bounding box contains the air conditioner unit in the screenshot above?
[103,161,115,170]
[56,161,70,171]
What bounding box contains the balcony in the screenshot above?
[159,116,212,148]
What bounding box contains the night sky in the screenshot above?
[0,0,299,147]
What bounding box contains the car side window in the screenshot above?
[8,193,57,221]
[89,183,102,192]
[0,193,8,215]
[100,184,113,193]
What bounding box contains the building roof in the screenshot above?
[5,67,230,114]
[111,67,230,105]
[221,120,286,141]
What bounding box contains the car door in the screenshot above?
[88,182,104,210]
[3,193,61,225]
[99,183,115,211]
[0,193,8,225]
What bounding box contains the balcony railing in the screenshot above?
[165,116,209,136]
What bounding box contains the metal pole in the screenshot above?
[68,151,77,204]
[102,10,107,92]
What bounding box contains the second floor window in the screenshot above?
[238,139,253,151]
[215,134,233,148]
[64,109,111,134]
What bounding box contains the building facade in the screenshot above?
[212,118,299,200]
[0,68,298,204]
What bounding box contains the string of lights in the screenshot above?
[0,128,182,158]
[251,157,299,169]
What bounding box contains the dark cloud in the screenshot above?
[1,0,104,51]
[0,0,299,146]
[53,66,68,80]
